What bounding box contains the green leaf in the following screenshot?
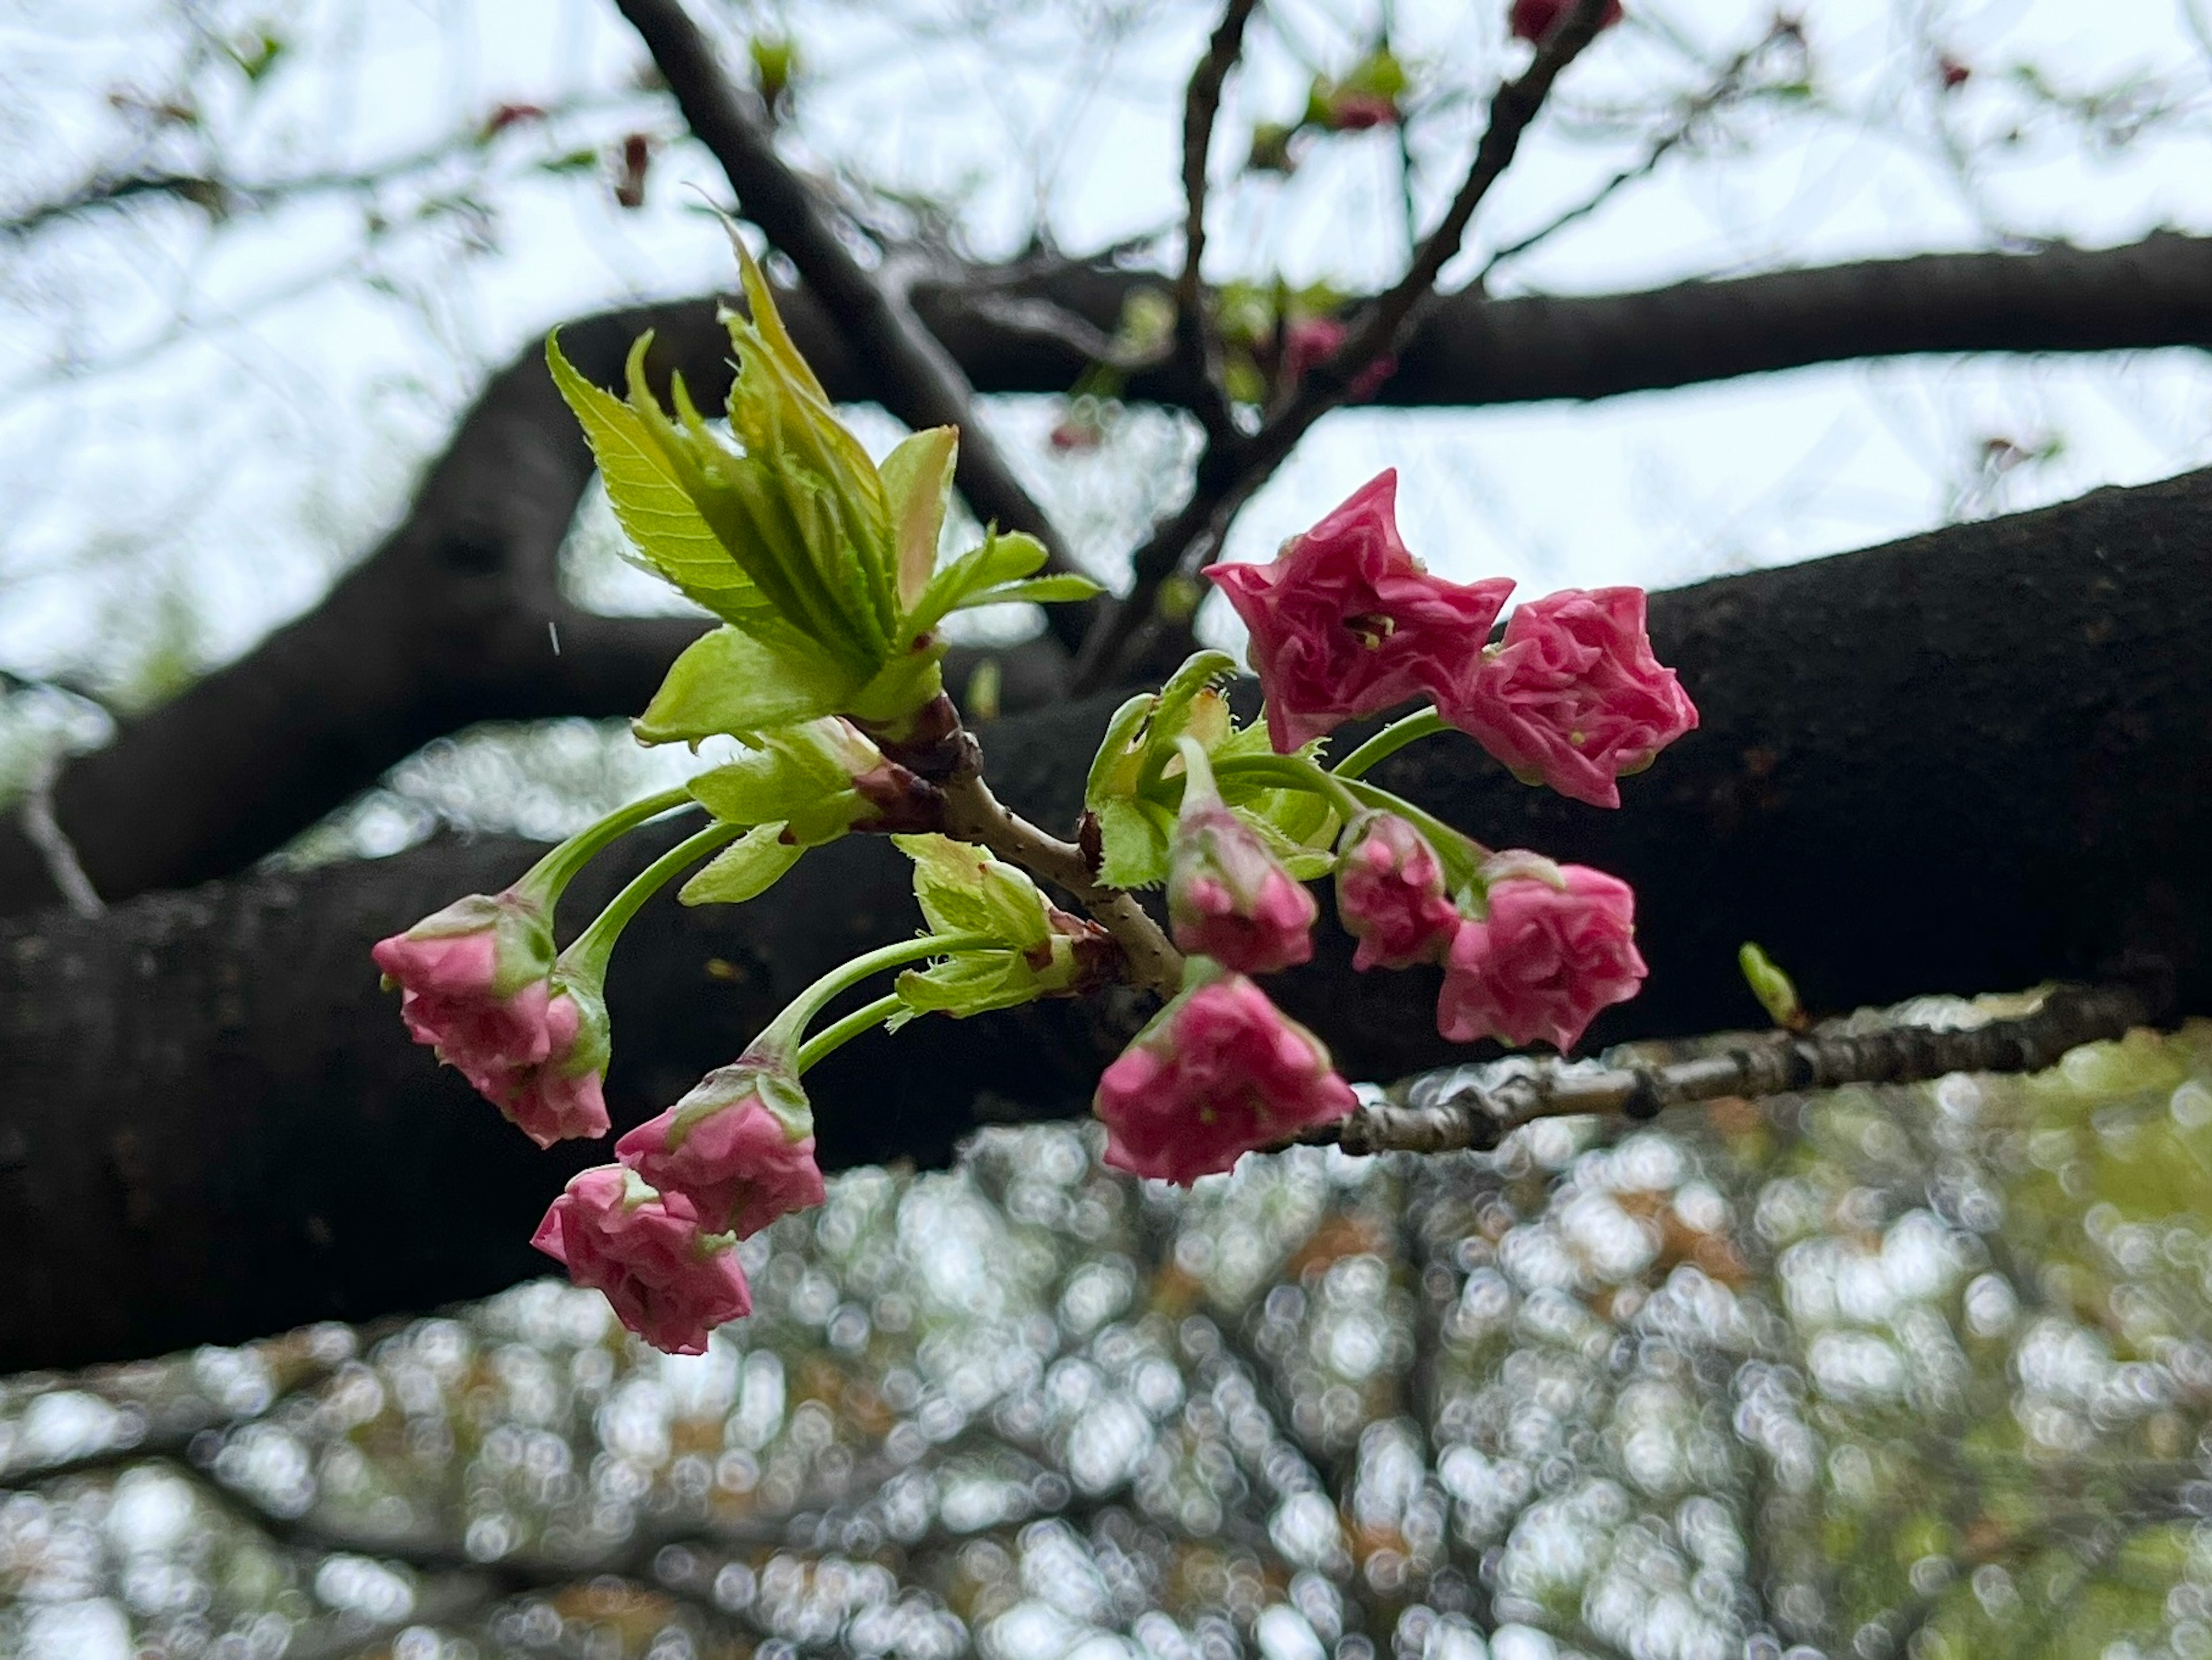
[1084,693,1157,809]
[547,332,774,626]
[632,626,861,746]
[1093,796,1169,889]
[677,822,806,905]
[902,531,1050,642]
[878,427,957,608]
[892,833,1053,947]
[953,573,1105,610]
[687,719,880,844]
[892,951,1041,1023]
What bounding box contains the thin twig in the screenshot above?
[1073,0,1618,690]
[17,751,103,918]
[1173,0,1262,450]
[1477,20,1802,281]
[1302,981,2150,1156]
[610,0,1088,652]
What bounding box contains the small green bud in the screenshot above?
[1738,941,1807,1030]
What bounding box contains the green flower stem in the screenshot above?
[1330,707,1447,780]
[794,994,907,1075]
[757,930,998,1059]
[1211,751,1365,823]
[519,785,700,902]
[560,819,746,981]
[1339,776,1491,887]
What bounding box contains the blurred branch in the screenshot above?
[1314,981,2153,1158]
[1072,0,1619,690]
[0,92,642,240]
[1172,0,1260,450]
[610,0,1088,652]
[1475,17,1804,280]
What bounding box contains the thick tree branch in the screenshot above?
[611,0,1085,651]
[6,468,2211,1371]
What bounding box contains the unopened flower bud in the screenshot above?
[1166,743,1317,975]
[532,1166,752,1354]
[1335,811,1459,970]
[373,888,556,1088]
[1437,862,1645,1052]
[1096,972,1357,1185]
[616,1054,825,1239]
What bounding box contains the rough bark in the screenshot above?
[5,468,2210,1372]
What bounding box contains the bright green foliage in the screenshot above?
[550,242,1097,752]
[889,833,1089,1021]
[632,624,864,746]
[685,719,887,847]
[1084,651,1339,886]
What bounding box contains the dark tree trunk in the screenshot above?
[6,468,2211,1372]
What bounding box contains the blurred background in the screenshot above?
[5,2,2212,1657]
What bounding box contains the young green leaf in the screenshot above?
[687,719,881,845]
[952,573,1105,611]
[677,822,807,905]
[546,332,773,626]
[902,531,1050,643]
[878,426,957,609]
[1092,795,1169,889]
[892,833,1054,947]
[632,626,861,746]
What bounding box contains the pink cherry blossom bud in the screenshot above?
[1205,471,1514,753]
[532,1166,751,1355]
[616,1055,826,1238]
[1509,0,1624,44]
[374,888,556,1086]
[1335,811,1460,970]
[1166,743,1317,975]
[469,973,613,1148]
[1436,863,1645,1052]
[1441,587,1696,809]
[1096,973,1357,1185]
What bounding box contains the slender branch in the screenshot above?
[1305,981,2152,1156]
[609,0,1089,652]
[0,92,645,240]
[1474,19,1801,281]
[939,769,1184,1000]
[1073,0,1618,689]
[1173,0,1263,451]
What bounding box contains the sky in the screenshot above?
[1,0,2209,784]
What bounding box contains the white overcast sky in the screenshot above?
[1,0,2209,693]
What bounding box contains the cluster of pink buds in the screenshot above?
[376,252,1696,1349]
[1088,468,1693,1188]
